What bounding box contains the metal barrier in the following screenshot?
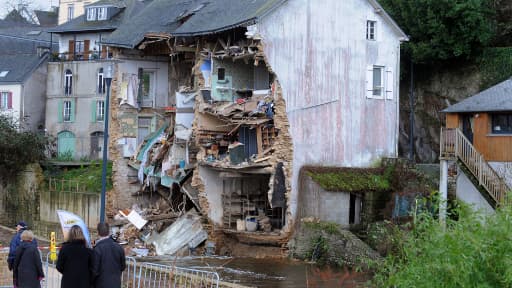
[0,248,12,288]
[137,262,220,288]
[42,253,219,288]
[44,251,61,288]
[122,257,138,288]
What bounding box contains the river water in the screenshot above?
[156,256,370,288]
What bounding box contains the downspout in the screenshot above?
[409,56,415,161]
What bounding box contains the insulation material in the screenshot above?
[146,211,206,255]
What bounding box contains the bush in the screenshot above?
[372,203,512,287]
[0,115,46,177]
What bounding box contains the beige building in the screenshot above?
[58,0,90,25]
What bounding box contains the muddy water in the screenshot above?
[156,256,370,288]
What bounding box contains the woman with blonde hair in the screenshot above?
[56,225,94,288]
[13,230,44,287]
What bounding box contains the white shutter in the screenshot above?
[385,68,393,100]
[366,66,373,98]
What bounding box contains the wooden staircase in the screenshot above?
[440,128,511,204]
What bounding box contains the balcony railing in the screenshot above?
[49,51,113,62]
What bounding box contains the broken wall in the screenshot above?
[256,0,403,229]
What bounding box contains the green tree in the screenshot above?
[379,0,496,63]
[0,115,46,177]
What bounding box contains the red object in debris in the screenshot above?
[164,106,176,112]
[236,98,246,105]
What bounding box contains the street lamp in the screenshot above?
[100,63,113,223]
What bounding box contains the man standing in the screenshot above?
[92,222,126,288]
[7,221,38,285]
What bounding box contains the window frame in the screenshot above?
[366,20,376,41]
[491,113,512,134]
[65,69,73,95]
[0,91,10,110]
[86,8,96,21]
[372,65,384,97]
[98,68,105,94]
[96,100,105,121]
[63,100,72,122]
[97,7,107,20]
[140,70,156,107]
[67,5,74,21]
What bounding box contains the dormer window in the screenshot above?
[86,6,108,21]
[97,7,107,20]
[86,8,96,21]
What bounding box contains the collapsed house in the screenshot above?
[97,0,408,255]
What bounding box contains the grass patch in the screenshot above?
[306,166,393,192]
[45,161,113,193]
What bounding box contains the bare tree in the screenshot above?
[2,0,42,23]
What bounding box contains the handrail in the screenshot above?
[440,127,511,204]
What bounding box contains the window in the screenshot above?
[67,5,74,21]
[0,92,12,110]
[98,68,105,94]
[492,114,512,134]
[97,7,107,20]
[218,68,226,81]
[86,8,96,21]
[366,20,376,40]
[63,100,72,122]
[372,66,383,97]
[96,100,105,121]
[366,66,393,99]
[75,41,84,59]
[139,70,155,107]
[0,71,9,77]
[65,69,73,95]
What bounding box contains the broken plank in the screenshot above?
[254,156,271,163]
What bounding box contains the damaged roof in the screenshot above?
[443,79,512,113]
[102,0,286,48]
[103,0,407,49]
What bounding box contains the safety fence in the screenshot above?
[43,252,219,288]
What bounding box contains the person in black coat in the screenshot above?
[13,230,44,288]
[92,222,126,288]
[56,225,94,288]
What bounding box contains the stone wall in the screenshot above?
[0,164,42,228]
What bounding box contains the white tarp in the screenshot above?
[146,211,206,256]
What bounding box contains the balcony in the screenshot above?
[49,51,113,62]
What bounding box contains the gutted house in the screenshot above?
[100,0,407,252]
[440,79,512,214]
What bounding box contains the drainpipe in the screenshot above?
[439,159,448,227]
[409,57,415,161]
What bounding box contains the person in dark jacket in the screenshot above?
[8,221,38,286]
[92,222,126,288]
[13,230,44,288]
[56,225,94,288]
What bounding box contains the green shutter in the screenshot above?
[70,100,76,122]
[91,100,96,122]
[58,100,63,123]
